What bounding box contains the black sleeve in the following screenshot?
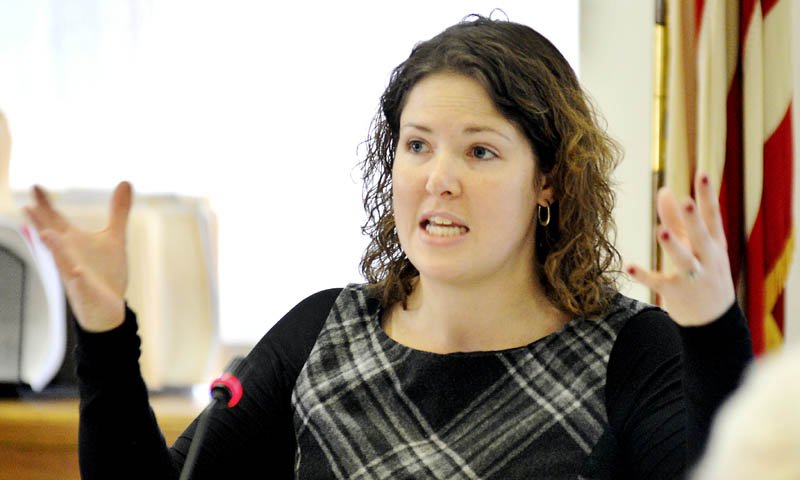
[605,302,752,480]
[679,301,753,459]
[75,288,341,480]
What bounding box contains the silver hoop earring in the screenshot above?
[537,204,551,227]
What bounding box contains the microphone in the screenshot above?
[179,356,248,480]
[210,356,245,408]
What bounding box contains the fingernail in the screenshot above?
[660,231,670,241]
[685,203,694,213]
[627,266,636,275]
[701,174,709,185]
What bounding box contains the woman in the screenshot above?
[27,16,752,479]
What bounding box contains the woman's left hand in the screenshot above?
[627,171,736,327]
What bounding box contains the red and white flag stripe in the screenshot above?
[665,0,794,354]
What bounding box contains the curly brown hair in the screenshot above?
[359,15,621,317]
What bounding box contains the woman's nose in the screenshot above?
[425,152,462,198]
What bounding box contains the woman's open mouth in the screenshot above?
[421,216,469,237]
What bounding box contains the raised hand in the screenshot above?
[627,171,736,326]
[24,182,132,332]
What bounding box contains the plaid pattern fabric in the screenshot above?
[292,284,648,479]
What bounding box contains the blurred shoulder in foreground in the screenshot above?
[693,342,800,479]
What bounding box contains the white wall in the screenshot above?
[579,0,800,344]
[579,0,653,306]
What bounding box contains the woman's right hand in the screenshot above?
[25,182,132,332]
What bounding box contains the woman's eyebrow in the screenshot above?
[400,123,431,132]
[463,125,511,142]
[400,123,511,142]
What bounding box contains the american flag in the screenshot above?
[663,0,794,354]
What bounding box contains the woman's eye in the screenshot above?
[408,140,427,153]
[472,146,496,160]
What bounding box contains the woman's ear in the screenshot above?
[536,173,555,206]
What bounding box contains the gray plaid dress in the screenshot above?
[292,284,648,479]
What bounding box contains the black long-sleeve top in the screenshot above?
[75,286,752,479]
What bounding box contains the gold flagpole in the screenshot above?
[650,0,668,304]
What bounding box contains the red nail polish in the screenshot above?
[627,266,636,275]
[660,231,670,241]
[701,174,709,185]
[686,203,694,213]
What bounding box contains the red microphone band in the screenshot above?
[211,372,243,408]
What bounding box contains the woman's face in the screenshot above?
[392,72,552,288]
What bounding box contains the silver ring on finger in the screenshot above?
[684,258,701,281]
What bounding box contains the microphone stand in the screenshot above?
[178,356,246,480]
